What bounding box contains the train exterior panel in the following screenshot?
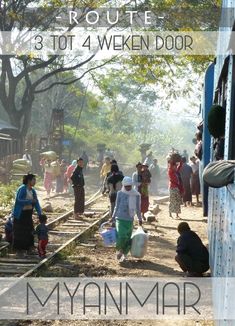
[202,63,214,217]
[206,1,235,324]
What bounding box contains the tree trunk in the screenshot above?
[2,97,33,139]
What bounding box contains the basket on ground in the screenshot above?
[99,222,116,246]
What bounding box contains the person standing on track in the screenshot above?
[107,164,124,216]
[71,158,85,219]
[35,214,48,259]
[12,173,42,251]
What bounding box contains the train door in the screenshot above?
[202,63,215,217]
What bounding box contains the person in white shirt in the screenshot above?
[23,149,32,167]
[189,156,200,205]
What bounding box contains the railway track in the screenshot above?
[0,190,110,278]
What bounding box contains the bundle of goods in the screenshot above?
[203,160,235,188]
[51,161,60,177]
[40,151,57,161]
[131,227,148,258]
[11,159,31,174]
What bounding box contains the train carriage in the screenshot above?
[201,1,235,324]
[204,2,235,277]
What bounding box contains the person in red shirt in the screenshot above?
[168,159,184,219]
[65,160,77,194]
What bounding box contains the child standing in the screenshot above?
[35,215,48,258]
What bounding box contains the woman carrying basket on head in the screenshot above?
[111,176,142,262]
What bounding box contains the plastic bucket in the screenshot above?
[99,222,116,246]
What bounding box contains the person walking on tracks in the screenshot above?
[111,176,142,262]
[35,214,48,259]
[71,158,85,219]
[12,173,42,251]
[175,222,209,277]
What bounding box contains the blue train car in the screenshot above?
[202,1,235,324]
[207,4,235,277]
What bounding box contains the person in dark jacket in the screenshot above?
[175,222,209,276]
[81,151,89,172]
[71,158,85,219]
[107,164,124,216]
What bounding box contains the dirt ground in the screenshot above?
[15,196,213,326]
[0,168,214,326]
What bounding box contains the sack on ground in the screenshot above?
[203,160,235,188]
[131,227,148,258]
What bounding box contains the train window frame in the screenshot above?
[213,57,229,161]
[228,55,235,160]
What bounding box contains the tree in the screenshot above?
[91,69,158,134]
[0,0,222,139]
[28,73,85,135]
[0,0,114,138]
[122,0,222,107]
